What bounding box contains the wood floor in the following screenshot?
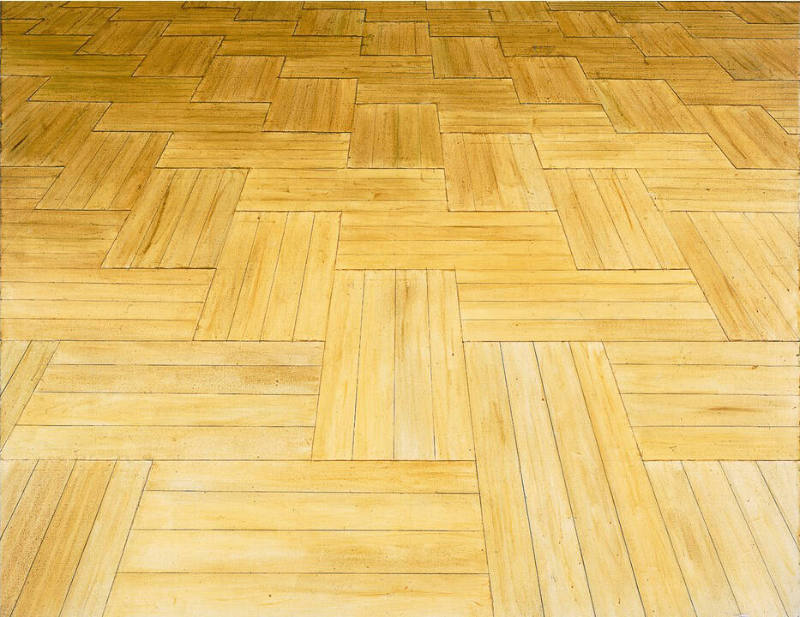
[1,2,799,616]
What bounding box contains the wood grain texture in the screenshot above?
[3,3,798,615]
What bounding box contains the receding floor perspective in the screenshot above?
[1,1,799,616]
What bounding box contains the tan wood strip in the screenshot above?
[312,270,364,459]
[464,343,543,617]
[0,460,74,617]
[147,460,479,493]
[120,529,487,573]
[11,461,113,617]
[134,491,481,531]
[646,461,740,617]
[60,461,150,617]
[0,341,57,447]
[105,573,492,617]
[571,342,694,616]
[500,343,594,615]
[685,462,788,615]
[353,271,395,459]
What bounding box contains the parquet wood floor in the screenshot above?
[1,2,798,616]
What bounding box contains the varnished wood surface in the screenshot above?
[1,2,798,616]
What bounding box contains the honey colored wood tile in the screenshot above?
[431,36,510,77]
[238,168,447,211]
[193,56,282,102]
[442,133,553,211]
[80,19,167,54]
[689,104,799,169]
[508,57,599,103]
[159,132,350,168]
[264,79,356,132]
[545,168,685,269]
[593,79,702,132]
[362,22,431,55]
[349,104,443,168]
[134,35,220,76]
[295,8,364,36]
[196,212,339,341]
[38,132,169,210]
[314,270,472,461]
[554,10,625,36]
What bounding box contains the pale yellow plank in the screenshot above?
[133,491,481,531]
[120,529,487,573]
[0,460,73,617]
[262,212,314,340]
[11,461,113,617]
[636,426,800,460]
[353,271,395,460]
[147,460,479,493]
[500,343,594,615]
[394,271,435,460]
[571,342,694,617]
[685,462,787,616]
[536,342,645,617]
[294,213,340,340]
[646,462,739,617]
[105,573,492,617]
[312,271,364,459]
[464,343,543,617]
[60,461,150,617]
[2,426,313,460]
[427,271,473,460]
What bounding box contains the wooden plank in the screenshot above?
[684,462,787,616]
[134,491,481,531]
[535,342,645,617]
[394,271,435,460]
[160,132,350,168]
[2,426,314,460]
[464,343,543,617]
[646,462,739,617]
[60,462,150,617]
[105,573,492,617]
[635,426,800,460]
[0,460,73,617]
[96,102,269,132]
[500,343,594,615]
[120,529,487,573]
[349,104,443,168]
[312,271,364,459]
[353,271,395,459]
[427,271,473,460]
[147,460,479,493]
[11,461,113,617]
